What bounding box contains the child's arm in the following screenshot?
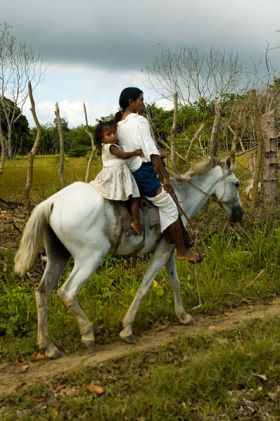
[110,145,143,159]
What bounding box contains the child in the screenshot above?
[91,120,143,235]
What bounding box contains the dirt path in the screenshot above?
[1,297,280,400]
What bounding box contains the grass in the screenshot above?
[1,317,280,420]
[0,154,101,202]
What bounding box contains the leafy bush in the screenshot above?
[67,145,91,157]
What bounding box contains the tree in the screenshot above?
[147,45,245,105]
[0,97,31,155]
[0,22,42,160]
[146,45,245,159]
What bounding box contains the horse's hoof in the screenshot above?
[120,334,137,344]
[82,339,95,351]
[42,344,62,359]
[178,314,195,326]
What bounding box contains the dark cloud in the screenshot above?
[2,0,280,70]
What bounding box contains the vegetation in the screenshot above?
[1,156,280,363]
[1,317,280,419]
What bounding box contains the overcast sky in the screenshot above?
[2,0,280,127]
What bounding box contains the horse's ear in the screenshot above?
[225,156,233,171]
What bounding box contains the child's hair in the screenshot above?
[94,120,116,155]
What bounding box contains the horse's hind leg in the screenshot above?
[58,247,110,349]
[36,227,70,358]
[165,254,194,325]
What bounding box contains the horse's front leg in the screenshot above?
[165,253,194,325]
[120,240,174,343]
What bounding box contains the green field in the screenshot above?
[0,155,101,203]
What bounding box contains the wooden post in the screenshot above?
[209,100,221,158]
[170,92,178,169]
[184,123,204,165]
[55,102,65,188]
[260,110,278,204]
[83,103,96,183]
[23,81,43,208]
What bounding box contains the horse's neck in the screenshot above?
[173,167,222,218]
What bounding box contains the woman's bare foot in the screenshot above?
[176,249,203,263]
[131,221,142,235]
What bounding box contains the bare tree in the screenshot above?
[147,45,245,105]
[0,23,42,159]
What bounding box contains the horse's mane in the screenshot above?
[174,157,221,181]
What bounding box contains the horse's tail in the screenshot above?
[14,201,53,276]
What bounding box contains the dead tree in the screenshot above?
[260,110,278,204]
[55,103,65,188]
[23,82,43,208]
[147,45,244,106]
[83,103,96,183]
[0,23,42,159]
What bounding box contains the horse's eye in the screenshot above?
[234,182,240,188]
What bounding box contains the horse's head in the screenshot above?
[213,157,244,223]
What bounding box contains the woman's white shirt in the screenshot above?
[117,113,160,172]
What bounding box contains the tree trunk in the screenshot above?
[170,92,178,169]
[7,125,13,158]
[55,102,65,188]
[23,81,43,208]
[260,111,278,204]
[83,103,96,183]
[209,100,221,158]
[0,121,6,176]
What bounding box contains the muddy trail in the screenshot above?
[1,297,280,400]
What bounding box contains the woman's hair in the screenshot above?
[94,120,116,155]
[115,87,143,122]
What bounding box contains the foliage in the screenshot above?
[0,97,31,155]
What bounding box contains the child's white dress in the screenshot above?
[91,143,140,200]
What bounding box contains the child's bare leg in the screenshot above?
[130,197,142,235]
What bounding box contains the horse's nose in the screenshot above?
[230,205,244,223]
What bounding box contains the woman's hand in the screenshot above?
[134,149,144,157]
[162,176,173,193]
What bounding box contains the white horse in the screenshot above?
[15,157,243,358]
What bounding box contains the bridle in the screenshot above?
[176,166,233,207]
